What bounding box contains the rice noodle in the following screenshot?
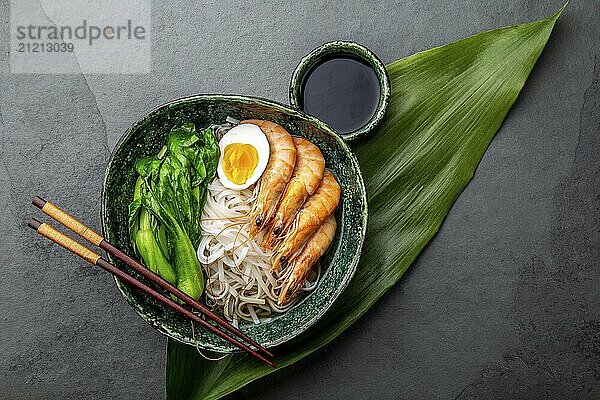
[198,178,320,326]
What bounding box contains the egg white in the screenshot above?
[217,123,270,190]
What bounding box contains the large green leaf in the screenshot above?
[166,5,566,399]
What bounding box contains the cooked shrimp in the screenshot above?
[242,120,297,237]
[272,170,340,269]
[263,137,325,247]
[278,215,337,305]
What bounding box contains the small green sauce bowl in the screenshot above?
[289,41,391,142]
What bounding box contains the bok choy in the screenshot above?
[129,123,219,300]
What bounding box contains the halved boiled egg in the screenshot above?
[217,123,270,190]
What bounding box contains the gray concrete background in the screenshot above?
[0,0,598,399]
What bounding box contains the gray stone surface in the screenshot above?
[0,0,598,399]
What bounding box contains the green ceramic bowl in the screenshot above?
[289,41,391,141]
[101,94,367,352]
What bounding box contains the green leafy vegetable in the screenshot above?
[129,123,219,300]
[132,175,177,284]
[165,5,566,399]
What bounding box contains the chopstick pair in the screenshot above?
[28,196,275,368]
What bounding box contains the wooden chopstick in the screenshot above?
[32,196,272,358]
[28,218,275,368]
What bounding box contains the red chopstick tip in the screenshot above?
[263,349,274,358]
[27,218,42,230]
[32,196,47,209]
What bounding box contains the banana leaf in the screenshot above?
[166,5,566,399]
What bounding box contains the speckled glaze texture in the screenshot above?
[101,95,367,352]
[289,41,391,141]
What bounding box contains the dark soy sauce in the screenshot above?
[300,56,381,134]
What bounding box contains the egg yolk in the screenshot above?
[222,143,259,185]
